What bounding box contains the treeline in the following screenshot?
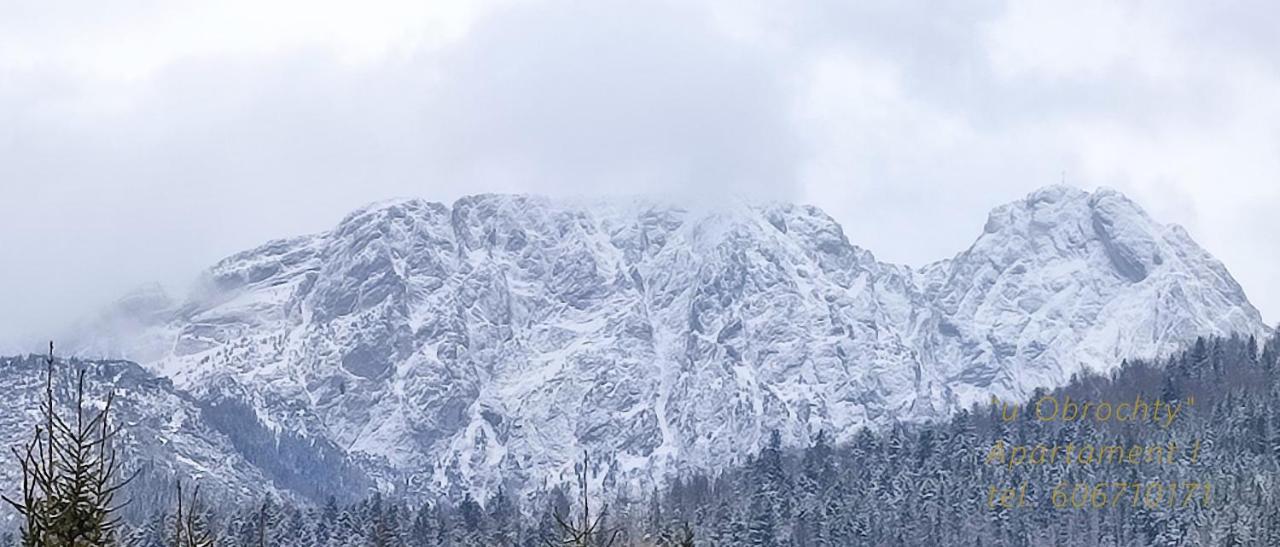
[655,333,1280,546]
[123,456,672,547]
[6,333,1280,545]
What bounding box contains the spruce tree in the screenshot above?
[3,343,136,547]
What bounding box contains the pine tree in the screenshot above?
[488,487,518,545]
[368,495,403,547]
[656,522,694,547]
[745,492,776,547]
[2,343,136,546]
[407,502,437,547]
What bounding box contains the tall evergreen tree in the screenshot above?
[3,343,135,547]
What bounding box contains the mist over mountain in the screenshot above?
[49,185,1266,503]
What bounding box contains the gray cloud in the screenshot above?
[424,0,799,196]
[2,0,1278,351]
[0,0,800,350]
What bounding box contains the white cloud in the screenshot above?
[0,0,494,78]
[984,0,1185,81]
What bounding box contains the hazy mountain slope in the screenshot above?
[0,355,295,519]
[63,186,1267,500]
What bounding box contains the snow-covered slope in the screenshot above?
[0,354,309,520]
[66,186,1268,500]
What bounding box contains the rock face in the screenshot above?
[66,186,1268,500]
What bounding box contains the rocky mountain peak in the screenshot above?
[61,186,1266,502]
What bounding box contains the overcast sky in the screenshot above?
[1,0,1278,351]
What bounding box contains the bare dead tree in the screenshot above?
[541,451,621,547]
[170,480,215,547]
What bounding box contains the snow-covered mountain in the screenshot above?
[0,354,314,517]
[63,185,1267,501]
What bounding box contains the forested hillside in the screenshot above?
[83,332,1280,546]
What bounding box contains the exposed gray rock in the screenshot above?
[64,187,1268,502]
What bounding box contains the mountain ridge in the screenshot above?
[61,185,1267,501]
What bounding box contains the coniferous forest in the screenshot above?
[5,332,1280,546]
